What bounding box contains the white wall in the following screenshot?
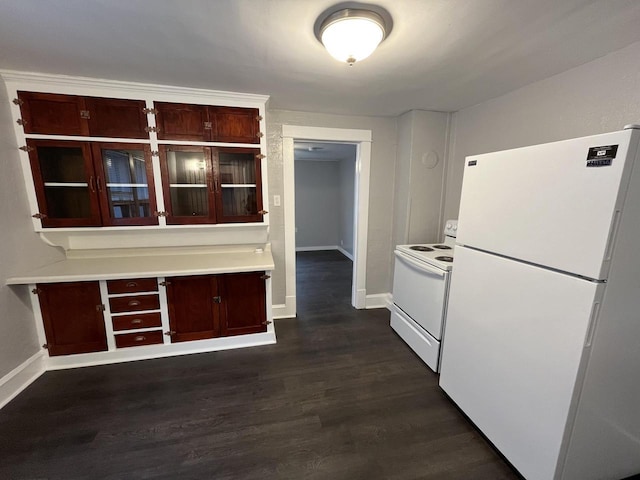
[393,110,450,246]
[339,157,355,256]
[445,40,640,220]
[294,160,340,248]
[0,81,65,378]
[266,109,397,304]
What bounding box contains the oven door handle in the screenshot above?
[394,250,445,277]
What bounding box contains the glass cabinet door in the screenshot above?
[27,140,101,227]
[214,148,263,223]
[159,146,215,224]
[91,143,157,226]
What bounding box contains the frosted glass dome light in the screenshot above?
[319,9,388,66]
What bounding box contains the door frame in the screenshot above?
[282,125,372,313]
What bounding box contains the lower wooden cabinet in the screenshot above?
[220,272,267,336]
[165,272,267,342]
[36,281,108,356]
[165,275,221,342]
[34,271,269,358]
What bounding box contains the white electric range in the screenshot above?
[390,220,457,372]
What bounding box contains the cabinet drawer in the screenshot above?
[115,330,163,348]
[107,278,158,294]
[112,312,162,331]
[109,294,160,313]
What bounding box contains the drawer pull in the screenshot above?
[134,336,146,342]
[128,300,141,307]
[126,282,138,288]
[130,319,143,325]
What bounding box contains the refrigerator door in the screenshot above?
[439,247,602,480]
[457,129,638,280]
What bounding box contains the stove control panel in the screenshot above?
[444,219,458,238]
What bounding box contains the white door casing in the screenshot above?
[282,125,372,313]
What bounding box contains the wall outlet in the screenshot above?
[273,195,281,207]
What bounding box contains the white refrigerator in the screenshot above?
[439,126,640,480]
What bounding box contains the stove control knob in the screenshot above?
[453,225,458,230]
[446,223,452,229]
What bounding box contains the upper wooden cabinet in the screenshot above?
[158,145,263,224]
[155,102,261,143]
[17,91,148,138]
[27,139,158,227]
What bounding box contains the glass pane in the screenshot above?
[37,146,87,183]
[108,187,150,219]
[222,187,257,217]
[100,148,152,219]
[218,152,255,184]
[44,186,91,218]
[170,186,208,217]
[166,150,207,185]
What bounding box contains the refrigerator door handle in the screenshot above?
[604,210,622,261]
[394,250,446,277]
[585,302,601,347]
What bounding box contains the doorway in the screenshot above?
[281,125,372,316]
[294,142,356,314]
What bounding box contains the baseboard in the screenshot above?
[295,245,337,252]
[295,245,354,261]
[365,293,392,309]
[0,350,46,410]
[272,295,297,319]
[336,246,354,261]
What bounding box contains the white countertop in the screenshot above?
[6,245,275,285]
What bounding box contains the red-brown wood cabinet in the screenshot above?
[165,272,267,342]
[158,145,263,224]
[36,281,108,356]
[17,91,149,138]
[27,139,158,227]
[155,102,261,144]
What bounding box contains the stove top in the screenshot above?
[410,245,434,252]
[396,242,456,271]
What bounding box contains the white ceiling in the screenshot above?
[2,0,640,116]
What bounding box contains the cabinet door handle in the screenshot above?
[164,330,176,336]
[126,282,138,288]
[134,336,146,342]
[130,319,143,325]
[96,176,103,192]
[128,300,141,307]
[89,176,96,193]
[213,296,222,304]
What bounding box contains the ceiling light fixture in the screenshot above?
[317,7,390,66]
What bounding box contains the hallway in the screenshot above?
[296,250,353,316]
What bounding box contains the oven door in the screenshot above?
[392,250,448,339]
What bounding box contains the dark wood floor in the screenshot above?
[0,251,520,480]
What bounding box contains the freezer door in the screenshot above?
[457,129,638,280]
[439,247,601,480]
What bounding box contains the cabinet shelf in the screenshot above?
[44,182,88,187]
[221,184,256,188]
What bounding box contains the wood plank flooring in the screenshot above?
[0,250,524,479]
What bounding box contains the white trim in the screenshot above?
[282,125,371,143]
[0,351,46,410]
[365,293,393,310]
[44,332,276,370]
[282,125,371,313]
[272,301,297,319]
[0,70,269,106]
[295,245,354,261]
